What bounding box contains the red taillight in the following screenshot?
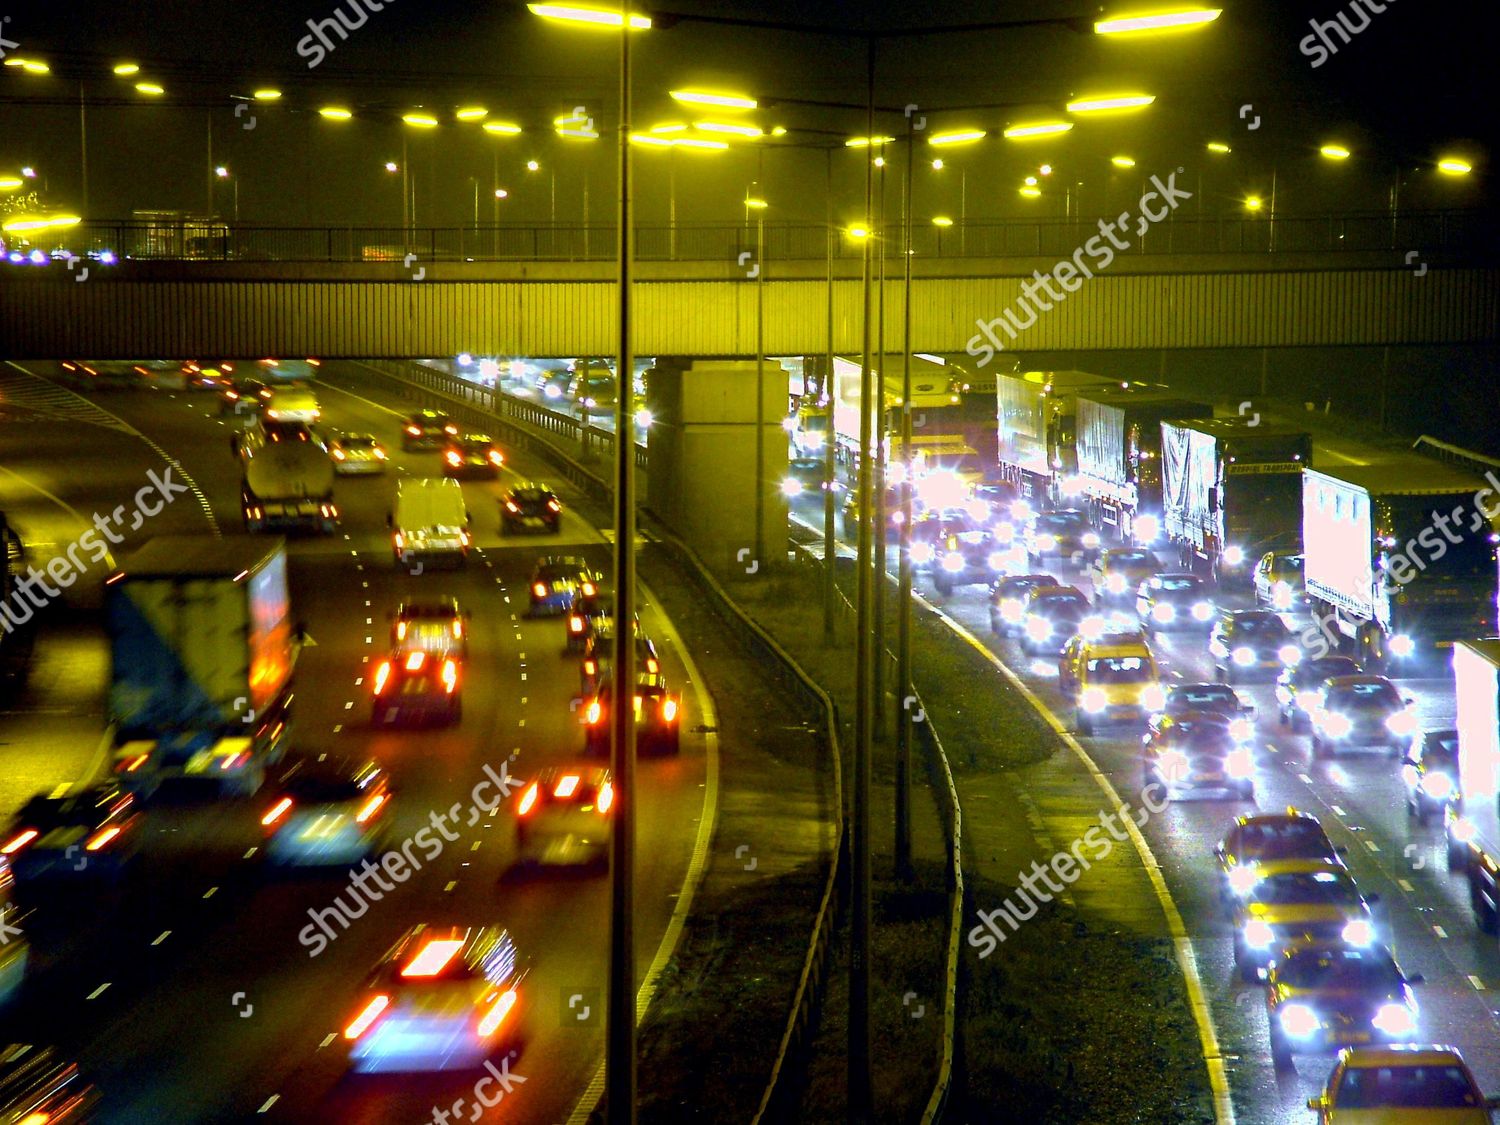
[507,501,521,514]
[355,793,387,824]
[262,797,294,826]
[583,659,596,675]
[444,424,459,435]
[452,620,463,638]
[581,581,596,596]
[344,994,390,1039]
[533,583,547,598]
[597,782,614,814]
[547,499,561,512]
[333,448,346,460]
[393,532,405,549]
[404,651,426,671]
[85,826,121,852]
[477,988,518,1037]
[488,450,504,466]
[396,621,408,640]
[445,451,462,467]
[662,698,679,723]
[120,753,150,773]
[373,662,392,694]
[406,425,421,436]
[569,616,584,633]
[554,775,580,798]
[585,700,602,725]
[374,447,388,460]
[442,660,458,692]
[2,829,38,855]
[518,783,539,816]
[645,657,659,673]
[403,938,465,978]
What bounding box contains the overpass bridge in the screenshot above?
[0,211,1495,359]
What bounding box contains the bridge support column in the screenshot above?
[644,357,787,575]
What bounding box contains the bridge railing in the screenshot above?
[44,208,1495,263]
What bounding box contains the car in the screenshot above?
[1135,572,1216,631]
[1025,508,1099,564]
[1142,724,1255,801]
[218,376,269,415]
[328,432,388,475]
[442,433,504,479]
[1254,550,1308,611]
[261,756,391,867]
[0,1044,99,1122]
[1146,682,1255,741]
[1402,730,1461,826]
[1310,676,1416,759]
[502,484,562,534]
[1087,548,1161,605]
[261,384,321,424]
[391,598,469,658]
[581,632,660,695]
[566,588,617,654]
[233,416,324,459]
[782,456,832,501]
[989,574,1060,636]
[0,786,142,883]
[932,528,1009,596]
[343,924,526,1073]
[1277,656,1363,731]
[844,483,920,543]
[370,650,462,726]
[536,369,573,402]
[1266,943,1422,1070]
[1017,585,1091,657]
[181,359,235,391]
[570,368,619,413]
[1209,609,1299,682]
[1068,639,1164,734]
[529,556,598,617]
[1230,859,1379,982]
[1307,1045,1500,1123]
[513,767,614,871]
[583,673,681,755]
[1058,621,1152,695]
[402,409,458,451]
[1215,809,1346,901]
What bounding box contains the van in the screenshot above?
[391,479,471,571]
[262,385,321,424]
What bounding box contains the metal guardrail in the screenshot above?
[356,357,847,1122]
[44,209,1495,263]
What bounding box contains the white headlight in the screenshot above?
[1227,865,1260,896]
[1271,581,1293,609]
[1386,710,1418,736]
[1453,816,1477,842]
[1010,500,1031,520]
[1342,918,1374,946]
[1024,617,1051,641]
[1321,711,1353,738]
[1295,690,1320,713]
[1191,601,1214,621]
[1421,772,1454,799]
[1226,749,1254,779]
[1228,716,1254,742]
[1152,603,1175,623]
[802,431,824,449]
[1233,646,1256,667]
[1371,1001,1416,1037]
[781,478,803,497]
[1243,919,1275,949]
[942,552,965,573]
[987,552,1008,570]
[1105,573,1126,593]
[1279,644,1301,665]
[1080,687,1108,713]
[1036,534,1057,552]
[1157,748,1188,781]
[1222,545,1245,566]
[1139,683,1167,712]
[1082,532,1100,549]
[1278,1003,1321,1038]
[1079,615,1105,640]
[911,543,934,564]
[1389,633,1415,657]
[1133,514,1159,543]
[1001,598,1025,623]
[635,408,654,428]
[781,416,798,432]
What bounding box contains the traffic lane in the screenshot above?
[923,575,1500,1121]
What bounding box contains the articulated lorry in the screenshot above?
[1446,640,1500,933]
[1074,386,1213,544]
[108,536,296,796]
[993,369,1122,504]
[241,440,338,535]
[1160,418,1312,583]
[1302,455,1500,670]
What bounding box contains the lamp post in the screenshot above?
[823,147,838,643]
[214,166,239,222]
[747,190,769,568]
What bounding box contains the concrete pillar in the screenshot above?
[645,357,787,575]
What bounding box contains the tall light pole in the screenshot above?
[823,148,839,643]
[215,166,238,222]
[747,190,769,568]
[872,151,889,743]
[895,120,916,880]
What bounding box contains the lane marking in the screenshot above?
[1434,925,1449,938]
[86,983,111,1000]
[1364,840,1380,853]
[257,1095,280,1114]
[1329,805,1346,816]
[1470,975,1486,991]
[151,930,171,946]
[1398,878,1415,892]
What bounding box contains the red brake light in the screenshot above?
[120,753,150,773]
[581,581,596,596]
[333,448,346,460]
[445,451,462,466]
[2,829,38,855]
[85,826,121,852]
[452,620,463,638]
[406,425,421,436]
[355,793,387,824]
[533,583,547,598]
[396,621,408,640]
[584,659,596,675]
[393,532,405,549]
[554,775,580,798]
[373,662,392,694]
[404,651,426,671]
[507,501,521,513]
[262,797,293,826]
[598,782,614,814]
[586,700,602,725]
[344,994,390,1039]
[477,988,518,1037]
[442,660,458,692]
[518,783,539,815]
[402,937,465,978]
[569,616,584,633]
[645,658,659,673]
[547,499,562,512]
[662,698,679,722]
[444,424,459,434]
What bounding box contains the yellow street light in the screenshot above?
[745,197,768,209]
[845,225,871,238]
[1320,144,1351,160]
[930,158,944,170]
[846,136,895,148]
[695,120,763,138]
[1437,157,1473,176]
[403,113,440,128]
[1207,141,1231,154]
[670,89,756,110]
[1019,185,1042,198]
[483,122,523,135]
[254,89,282,101]
[1111,155,1136,168]
[2,213,82,233]
[1066,94,1155,113]
[113,62,140,76]
[456,107,489,122]
[528,3,651,29]
[320,106,353,120]
[0,177,24,191]
[135,82,165,96]
[928,129,987,146]
[648,123,688,134]
[1244,195,1264,211]
[1004,121,1073,139]
[1024,175,1039,186]
[770,125,787,136]
[672,137,729,151]
[629,133,675,147]
[527,160,542,171]
[22,60,50,74]
[1095,8,1223,35]
[931,216,954,227]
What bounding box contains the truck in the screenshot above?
[1447,639,1500,931]
[1302,455,1500,670]
[107,536,296,796]
[1160,418,1312,584]
[992,369,1122,504]
[829,354,994,490]
[0,512,34,686]
[1074,387,1213,544]
[241,440,338,535]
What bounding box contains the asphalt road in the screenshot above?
[790,426,1500,1125]
[0,361,714,1124]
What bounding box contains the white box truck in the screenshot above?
[391,479,471,570]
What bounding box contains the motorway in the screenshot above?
[0,361,714,1124]
[792,421,1500,1125]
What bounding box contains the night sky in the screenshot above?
[0,1,1492,229]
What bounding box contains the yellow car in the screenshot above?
[1308,1045,1500,1123]
[1230,859,1378,982]
[1072,638,1164,735]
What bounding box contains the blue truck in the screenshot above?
[108,536,296,797]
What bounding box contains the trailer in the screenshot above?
[992,369,1121,504]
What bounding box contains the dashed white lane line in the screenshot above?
[1398,878,1415,892]
[444,880,457,893]
[1434,925,1449,938]
[1364,840,1380,853]
[1470,975,1487,991]
[257,1095,280,1114]
[1330,805,1346,816]
[202,886,218,900]
[151,930,172,946]
[86,983,111,1000]
[1298,773,1315,784]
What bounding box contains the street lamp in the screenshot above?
[215,165,239,222]
[746,192,769,567]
